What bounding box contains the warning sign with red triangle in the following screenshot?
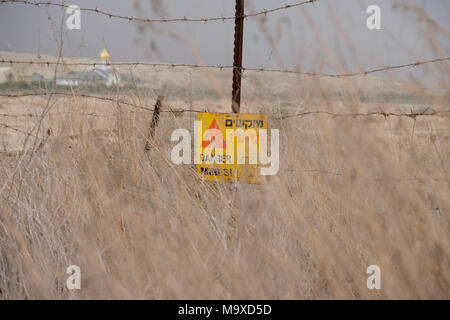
[197,112,268,185]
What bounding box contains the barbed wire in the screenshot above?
[0,92,154,111]
[0,92,204,113]
[1,57,448,78]
[286,169,450,182]
[0,0,317,23]
[277,57,450,77]
[274,108,450,120]
[0,58,230,69]
[0,111,125,118]
[0,92,449,120]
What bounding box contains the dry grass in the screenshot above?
[0,67,449,299]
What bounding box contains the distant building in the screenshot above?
[55,68,123,87]
[54,48,140,87]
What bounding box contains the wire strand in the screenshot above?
[0,0,318,23]
[1,57,448,78]
[0,92,448,119]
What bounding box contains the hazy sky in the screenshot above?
[0,0,449,75]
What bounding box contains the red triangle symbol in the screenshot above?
[209,118,219,129]
[202,118,226,149]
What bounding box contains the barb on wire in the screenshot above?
[1,57,448,78]
[0,0,317,23]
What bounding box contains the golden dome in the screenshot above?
[99,48,110,61]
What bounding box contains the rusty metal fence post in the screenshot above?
[231,0,244,114]
[145,95,163,151]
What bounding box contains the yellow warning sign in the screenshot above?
[196,112,268,184]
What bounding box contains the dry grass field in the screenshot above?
[0,50,449,299]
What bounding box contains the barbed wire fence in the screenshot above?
[0,0,449,182]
